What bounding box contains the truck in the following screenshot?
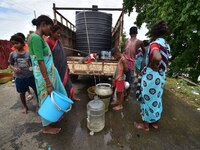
[52,3,124,80]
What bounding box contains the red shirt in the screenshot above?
[150,43,160,61]
[11,43,29,51]
[45,37,56,51]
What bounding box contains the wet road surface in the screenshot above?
[0,77,200,150]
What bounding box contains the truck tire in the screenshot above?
[70,75,79,82]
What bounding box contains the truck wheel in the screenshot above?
[70,75,79,82]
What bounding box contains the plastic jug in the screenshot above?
[87,96,105,135]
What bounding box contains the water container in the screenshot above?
[76,11,112,54]
[95,83,113,112]
[87,96,105,134]
[125,81,130,90]
[101,50,112,59]
[98,96,111,112]
[38,91,73,122]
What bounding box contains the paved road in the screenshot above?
[0,77,200,150]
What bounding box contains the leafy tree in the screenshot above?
[121,31,128,52]
[123,0,200,82]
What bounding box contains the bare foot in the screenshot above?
[151,123,158,129]
[72,97,80,102]
[112,105,123,110]
[111,101,119,105]
[43,126,61,134]
[134,122,149,131]
[22,107,28,114]
[124,95,128,101]
[125,97,129,101]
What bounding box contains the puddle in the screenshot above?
[25,122,41,133]
[125,133,132,141]
[121,112,124,119]
[103,129,112,145]
[72,122,84,141]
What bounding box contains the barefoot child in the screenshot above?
[111,47,128,110]
[9,34,38,114]
[11,32,34,101]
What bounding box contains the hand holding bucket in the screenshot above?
[38,91,73,122]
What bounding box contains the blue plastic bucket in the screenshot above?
[38,91,74,122]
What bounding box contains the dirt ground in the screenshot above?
[0,77,200,150]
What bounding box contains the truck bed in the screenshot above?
[67,57,117,76]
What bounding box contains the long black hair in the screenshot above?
[51,25,61,33]
[32,15,53,28]
[150,21,168,37]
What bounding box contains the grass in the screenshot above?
[0,66,12,73]
[0,67,13,85]
[165,77,200,108]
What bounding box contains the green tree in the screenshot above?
[121,31,128,52]
[123,0,200,82]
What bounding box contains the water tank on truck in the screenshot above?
[75,9,112,55]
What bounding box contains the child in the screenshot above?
[11,32,33,101]
[11,33,29,51]
[111,47,128,110]
[135,40,150,81]
[9,34,38,114]
[135,49,144,77]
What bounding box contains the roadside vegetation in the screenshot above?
[165,77,200,108]
[123,0,200,82]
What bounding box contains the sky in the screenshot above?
[0,0,148,40]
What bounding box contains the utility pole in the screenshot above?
[34,10,36,18]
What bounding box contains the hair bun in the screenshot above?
[32,19,37,26]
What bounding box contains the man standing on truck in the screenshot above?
[124,26,146,101]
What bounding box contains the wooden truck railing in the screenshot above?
[112,11,124,49]
[67,57,118,76]
[53,3,76,56]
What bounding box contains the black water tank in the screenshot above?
[75,11,112,54]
